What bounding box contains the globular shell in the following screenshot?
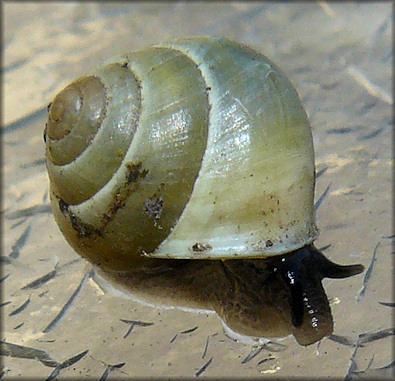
[45,37,317,270]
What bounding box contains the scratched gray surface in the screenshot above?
[2,2,393,379]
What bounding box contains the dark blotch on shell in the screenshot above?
[192,243,213,252]
[126,162,148,184]
[100,162,149,225]
[58,198,102,237]
[144,195,164,222]
[265,240,273,248]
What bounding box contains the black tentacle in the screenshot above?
[275,244,364,328]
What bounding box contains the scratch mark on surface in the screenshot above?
[13,322,24,330]
[314,183,331,212]
[358,328,394,345]
[318,244,331,252]
[120,319,154,338]
[379,301,395,307]
[257,356,276,365]
[11,217,28,229]
[347,65,392,104]
[0,340,59,367]
[353,360,395,379]
[181,326,198,334]
[9,224,32,259]
[241,345,264,364]
[261,341,287,352]
[202,336,209,359]
[2,107,47,134]
[6,205,52,220]
[344,328,394,380]
[195,357,213,377]
[2,58,28,73]
[316,166,328,179]
[327,127,354,135]
[58,258,82,270]
[9,297,31,316]
[357,242,380,301]
[22,259,80,291]
[42,190,49,204]
[46,349,89,381]
[20,158,46,169]
[344,341,360,381]
[358,127,384,140]
[0,256,12,265]
[327,334,357,347]
[42,271,91,333]
[21,269,57,290]
[99,362,126,381]
[0,273,10,283]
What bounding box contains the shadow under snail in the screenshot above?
[44,36,364,346]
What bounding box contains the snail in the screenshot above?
[44,36,364,345]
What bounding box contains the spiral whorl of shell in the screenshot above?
[45,37,318,270]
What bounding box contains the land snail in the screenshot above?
[44,36,364,346]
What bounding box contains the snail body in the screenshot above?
[44,37,363,345]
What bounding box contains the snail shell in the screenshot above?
[44,36,318,270]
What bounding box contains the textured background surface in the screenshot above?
[2,2,393,378]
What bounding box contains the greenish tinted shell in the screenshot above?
[45,36,318,270]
